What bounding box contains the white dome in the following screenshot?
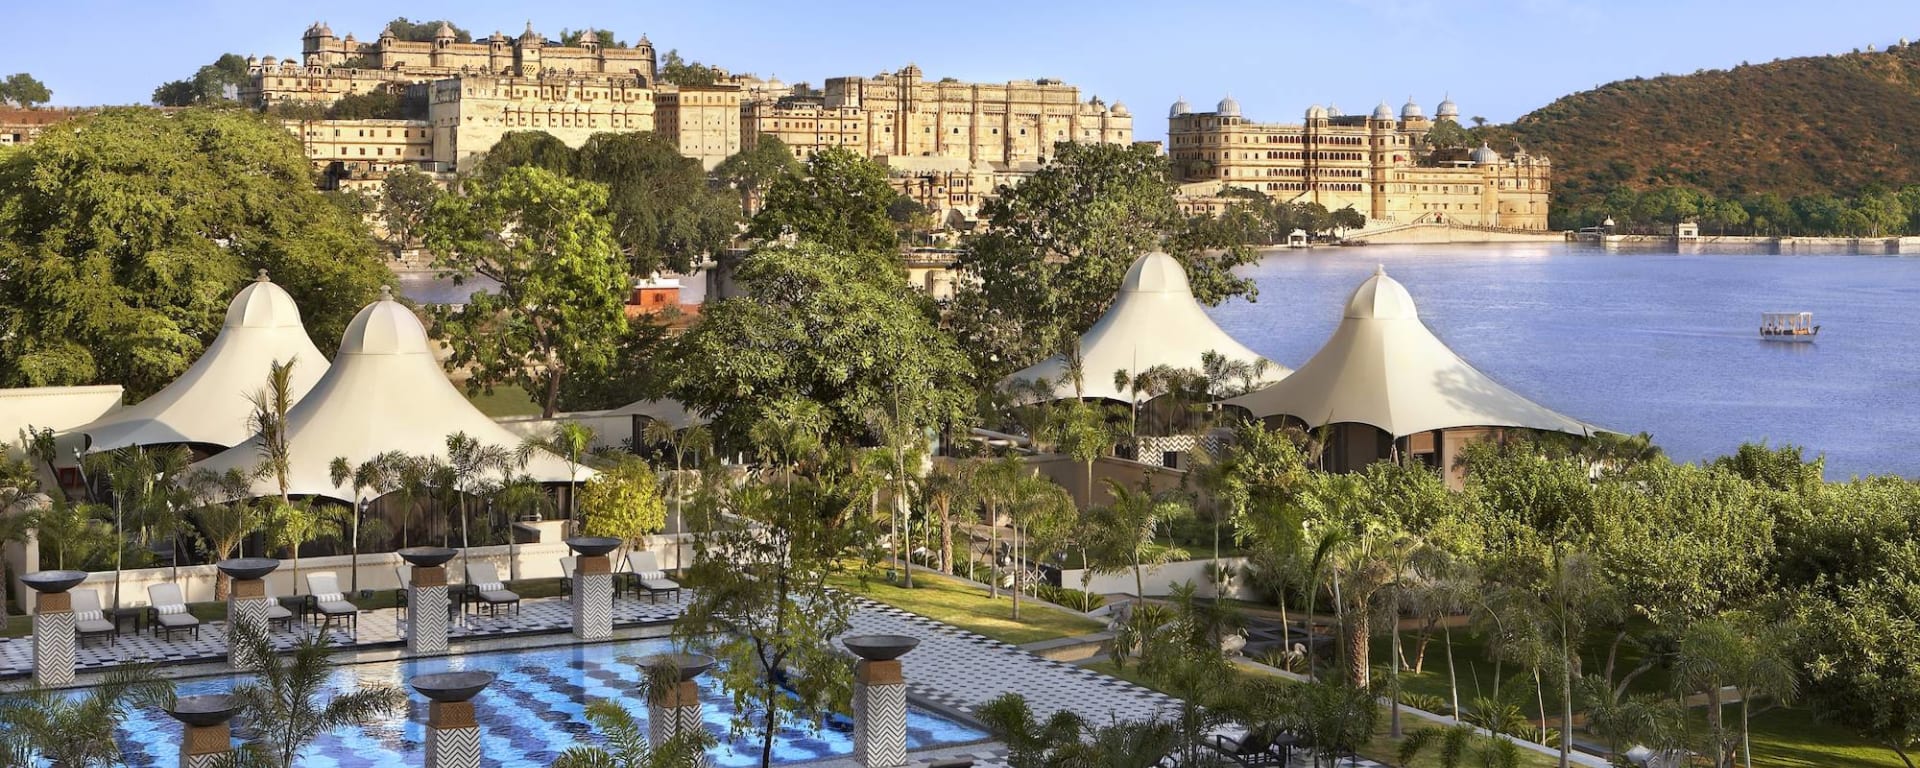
[1306,104,1328,120]
[1401,98,1424,119]
[224,271,306,329]
[1217,95,1241,117]
[1436,96,1459,118]
[1327,103,1343,117]
[1111,102,1129,116]
[1470,142,1501,165]
[1122,252,1192,295]
[1343,265,1418,320]
[1169,98,1192,117]
[1371,101,1394,120]
[337,287,430,356]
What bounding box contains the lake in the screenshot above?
[1206,242,1920,479]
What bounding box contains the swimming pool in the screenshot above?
[105,638,989,767]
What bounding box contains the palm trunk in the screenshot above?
[1741,696,1753,768]
[1561,616,1574,768]
[1707,682,1727,768]
[1390,614,1403,738]
[1011,523,1022,620]
[1345,612,1369,688]
[1534,667,1548,746]
[1445,623,1461,717]
[938,499,953,575]
[986,504,999,598]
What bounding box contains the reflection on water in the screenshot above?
[1207,243,1920,479]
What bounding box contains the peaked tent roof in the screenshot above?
[606,399,708,431]
[1224,266,1597,437]
[69,272,331,453]
[1003,252,1288,403]
[188,289,588,501]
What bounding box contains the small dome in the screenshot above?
[305,22,333,38]
[1470,142,1500,165]
[435,21,456,39]
[1111,102,1129,116]
[262,55,278,65]
[1305,104,1328,120]
[1121,252,1193,296]
[580,28,599,44]
[1169,97,1192,117]
[1401,98,1423,119]
[1344,265,1418,320]
[338,287,430,357]
[224,271,306,329]
[519,22,541,42]
[1217,95,1241,117]
[1327,103,1342,117]
[379,25,396,40]
[1436,95,1459,118]
[247,55,259,66]
[1371,101,1394,120]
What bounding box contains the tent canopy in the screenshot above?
[1224,266,1597,438]
[607,399,708,432]
[188,288,588,501]
[1003,252,1287,403]
[68,272,330,454]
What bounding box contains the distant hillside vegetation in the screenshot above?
[1494,42,1920,227]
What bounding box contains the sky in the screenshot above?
[5,0,1920,141]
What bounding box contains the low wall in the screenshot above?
[1025,454,1189,512]
[1058,556,1260,601]
[494,411,635,452]
[15,533,695,615]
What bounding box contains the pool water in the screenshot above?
[107,638,988,767]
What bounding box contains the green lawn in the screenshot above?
[827,569,1104,646]
[465,387,543,418]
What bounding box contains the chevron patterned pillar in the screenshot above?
[414,671,495,768]
[648,677,710,767]
[166,694,241,768]
[226,577,271,670]
[31,589,75,687]
[408,564,449,654]
[571,554,612,641]
[852,659,909,768]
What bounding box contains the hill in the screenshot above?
[1494,42,1920,227]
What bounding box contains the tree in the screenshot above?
[0,73,51,108]
[31,500,117,572]
[1397,724,1523,768]
[747,147,901,262]
[383,17,472,43]
[247,359,298,511]
[329,455,394,594]
[977,693,1086,768]
[518,421,596,522]
[665,241,972,452]
[658,50,723,87]
[1424,119,1473,151]
[0,665,172,767]
[1798,576,1920,768]
[1330,205,1367,232]
[326,89,406,120]
[445,432,513,574]
[576,131,741,275]
[476,130,578,178]
[1086,479,1190,600]
[262,500,344,599]
[558,28,623,48]
[918,460,977,576]
[952,141,1260,379]
[577,455,668,564]
[151,53,250,106]
[0,108,390,398]
[227,623,406,768]
[377,166,441,258]
[715,138,802,215]
[423,166,630,417]
[1044,400,1123,510]
[553,699,714,768]
[181,467,262,600]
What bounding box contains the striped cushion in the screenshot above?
[156,603,187,616]
[317,592,345,603]
[477,582,504,592]
[639,570,667,582]
[74,610,104,623]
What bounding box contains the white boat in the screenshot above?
[1760,312,1819,341]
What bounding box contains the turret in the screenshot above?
[515,21,545,77]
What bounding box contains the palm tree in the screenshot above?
[181,467,262,600]
[644,420,711,536]
[1396,724,1523,768]
[1086,479,1189,600]
[519,421,595,521]
[1300,526,1348,680]
[554,660,717,768]
[445,431,512,576]
[246,359,299,513]
[918,461,976,575]
[227,623,405,768]
[973,457,1024,598]
[17,425,65,502]
[1677,613,1798,768]
[977,693,1087,768]
[1006,473,1075,620]
[1045,400,1120,510]
[375,451,438,549]
[329,456,393,594]
[0,665,172,768]
[264,499,346,597]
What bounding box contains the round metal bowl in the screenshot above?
[841,634,921,661]
[396,547,458,568]
[642,653,716,681]
[564,537,622,557]
[216,557,281,581]
[22,570,87,594]
[167,694,241,727]
[410,670,496,702]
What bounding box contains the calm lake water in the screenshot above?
[1207,242,1920,479]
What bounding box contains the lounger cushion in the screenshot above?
[156,612,199,628]
[155,603,188,616]
[478,589,519,603]
[77,618,116,635]
[74,608,104,623]
[638,570,667,581]
[267,603,293,620]
[476,581,504,592]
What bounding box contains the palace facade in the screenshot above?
[1167,97,1551,231]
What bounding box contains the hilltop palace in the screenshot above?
[1167,97,1552,231]
[231,21,1132,225]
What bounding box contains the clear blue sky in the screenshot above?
[5,0,1918,140]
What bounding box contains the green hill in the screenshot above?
[1495,42,1920,228]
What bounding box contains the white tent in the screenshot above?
[1224,265,1595,437]
[607,398,708,431]
[188,288,587,500]
[68,272,330,453]
[1003,252,1288,403]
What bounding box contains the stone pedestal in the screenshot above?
[165,694,240,768]
[852,659,908,768]
[32,591,75,687]
[413,671,494,768]
[226,577,270,669]
[571,554,613,641]
[407,565,449,654]
[648,678,707,760]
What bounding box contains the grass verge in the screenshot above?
[827,569,1104,646]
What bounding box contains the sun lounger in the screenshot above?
[146,582,200,641]
[72,588,117,647]
[560,556,577,596]
[1210,727,1294,768]
[624,551,680,603]
[395,566,410,613]
[303,572,359,637]
[260,584,296,631]
[463,563,520,617]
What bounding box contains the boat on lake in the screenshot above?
[1761,312,1819,341]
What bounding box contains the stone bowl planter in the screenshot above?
[565,537,622,557]
[397,547,458,568]
[842,634,920,661]
[642,653,716,682]
[216,558,281,582]
[411,670,496,703]
[22,570,87,594]
[167,694,241,727]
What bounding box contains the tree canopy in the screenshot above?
[715,137,803,214]
[152,54,249,106]
[0,73,52,108]
[576,131,740,275]
[383,18,473,43]
[0,107,390,398]
[658,50,724,86]
[747,147,901,266]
